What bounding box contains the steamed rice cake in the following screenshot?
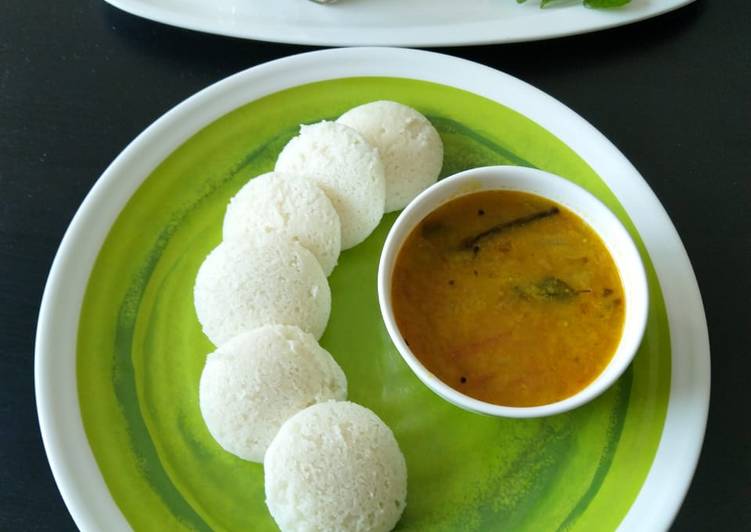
[194,238,330,345]
[338,100,443,212]
[223,171,341,276]
[265,401,407,532]
[199,324,347,462]
[275,121,385,250]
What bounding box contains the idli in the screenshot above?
[338,101,443,212]
[265,401,407,532]
[275,121,385,250]
[194,238,330,345]
[223,171,341,276]
[199,324,347,462]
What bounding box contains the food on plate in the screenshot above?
[391,189,625,407]
[264,401,407,532]
[190,101,437,526]
[311,0,631,7]
[199,324,347,462]
[518,0,631,8]
[275,121,385,250]
[338,100,443,212]
[223,171,341,276]
[194,238,330,345]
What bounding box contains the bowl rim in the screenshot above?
[378,164,650,418]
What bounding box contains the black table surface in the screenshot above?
[2,0,749,530]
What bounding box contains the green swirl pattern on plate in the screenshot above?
[77,77,670,531]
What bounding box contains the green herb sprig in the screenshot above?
[517,0,631,7]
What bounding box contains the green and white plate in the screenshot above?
[35,48,709,531]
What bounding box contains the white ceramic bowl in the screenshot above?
[378,165,649,418]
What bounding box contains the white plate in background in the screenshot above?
[102,0,695,47]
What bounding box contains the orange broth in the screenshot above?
[391,190,625,407]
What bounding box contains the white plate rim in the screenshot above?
[34,47,710,531]
[102,0,695,47]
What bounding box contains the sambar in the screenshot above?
[391,189,625,407]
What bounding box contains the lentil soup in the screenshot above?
[391,190,625,407]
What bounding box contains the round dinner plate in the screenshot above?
[103,0,695,47]
[35,48,709,531]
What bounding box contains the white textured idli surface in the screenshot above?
[338,101,443,213]
[199,325,347,462]
[194,238,330,345]
[275,121,385,250]
[223,171,341,276]
[265,401,407,532]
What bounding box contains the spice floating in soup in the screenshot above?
[391,190,625,407]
